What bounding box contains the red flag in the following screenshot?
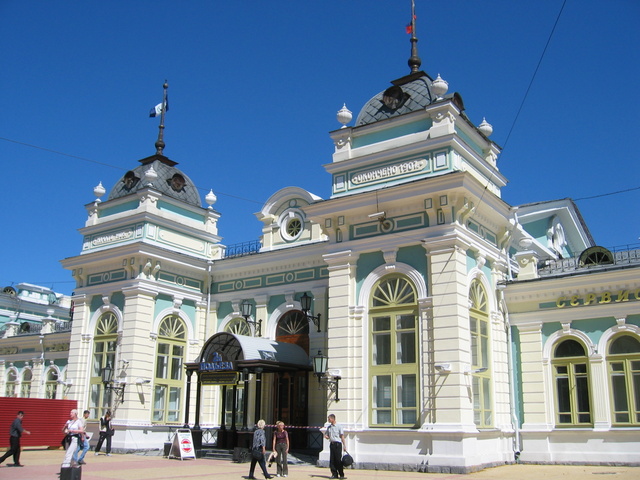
[405,15,416,34]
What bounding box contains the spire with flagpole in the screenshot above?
[407,0,421,73]
[150,81,169,155]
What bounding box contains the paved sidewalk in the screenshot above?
[0,449,637,480]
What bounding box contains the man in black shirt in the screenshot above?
[0,411,31,467]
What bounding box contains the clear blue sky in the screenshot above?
[1,1,638,295]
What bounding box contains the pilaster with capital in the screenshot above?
[30,357,44,399]
[309,286,327,337]
[322,250,359,423]
[65,294,92,404]
[254,294,268,336]
[589,353,611,430]
[116,285,158,423]
[517,321,550,430]
[421,236,475,428]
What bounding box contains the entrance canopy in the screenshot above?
[189,332,311,373]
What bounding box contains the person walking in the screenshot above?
[94,410,114,456]
[324,414,346,479]
[248,419,272,479]
[73,410,91,465]
[0,411,31,467]
[271,421,289,477]
[61,409,84,468]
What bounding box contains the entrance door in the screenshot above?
[272,371,308,449]
[273,310,310,449]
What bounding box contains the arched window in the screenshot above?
[469,279,492,427]
[369,275,418,427]
[153,315,186,423]
[89,312,118,418]
[225,317,252,336]
[552,338,592,426]
[607,334,640,425]
[5,369,17,397]
[277,310,310,353]
[20,369,32,398]
[45,368,58,399]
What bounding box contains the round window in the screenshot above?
[280,211,304,242]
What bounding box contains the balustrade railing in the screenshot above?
[538,244,640,276]
[223,240,262,259]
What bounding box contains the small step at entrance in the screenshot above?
[202,448,235,461]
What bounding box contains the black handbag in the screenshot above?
[251,447,263,460]
[342,451,354,467]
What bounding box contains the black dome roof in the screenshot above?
[107,154,201,207]
[355,72,436,127]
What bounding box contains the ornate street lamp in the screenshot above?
[312,350,340,402]
[241,300,262,337]
[300,293,322,333]
[101,363,125,404]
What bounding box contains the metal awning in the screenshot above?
[187,332,311,373]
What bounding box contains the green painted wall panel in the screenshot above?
[352,119,431,148]
[111,292,125,311]
[397,245,427,277]
[356,252,385,299]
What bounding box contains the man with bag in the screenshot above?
[94,410,114,456]
[61,409,84,468]
[324,414,346,479]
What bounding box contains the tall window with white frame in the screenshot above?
[5,370,17,397]
[20,369,32,398]
[607,334,640,426]
[552,338,592,426]
[45,368,58,399]
[153,314,186,424]
[469,279,492,427]
[370,275,419,427]
[90,312,118,418]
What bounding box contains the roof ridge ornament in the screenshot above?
[408,0,421,73]
[431,74,449,100]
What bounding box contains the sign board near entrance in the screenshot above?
[200,351,234,371]
[169,428,196,460]
[201,372,238,385]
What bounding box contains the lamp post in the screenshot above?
[312,350,340,402]
[241,300,262,337]
[102,363,125,407]
[300,293,322,332]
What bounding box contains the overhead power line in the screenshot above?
[0,136,262,205]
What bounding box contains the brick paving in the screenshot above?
[0,448,638,480]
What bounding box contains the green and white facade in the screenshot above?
[2,31,639,473]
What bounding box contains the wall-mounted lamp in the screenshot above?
[312,350,340,402]
[368,211,392,230]
[300,293,322,333]
[57,379,73,387]
[465,367,488,375]
[102,364,126,403]
[241,300,262,337]
[434,363,452,374]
